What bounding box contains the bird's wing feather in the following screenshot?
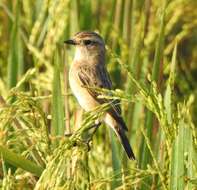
[78,64,128,131]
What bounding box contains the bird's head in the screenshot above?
[64,31,105,61]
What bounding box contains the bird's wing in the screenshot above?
[78,64,128,131]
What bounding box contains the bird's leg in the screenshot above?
[83,119,101,131]
[64,132,73,137]
[90,122,101,136]
[84,121,101,151]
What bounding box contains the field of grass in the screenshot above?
[0,0,197,189]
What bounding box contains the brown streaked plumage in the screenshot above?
[64,31,135,160]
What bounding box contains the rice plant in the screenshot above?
[0,0,197,189]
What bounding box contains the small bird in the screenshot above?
[64,31,135,160]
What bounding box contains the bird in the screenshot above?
[64,31,135,160]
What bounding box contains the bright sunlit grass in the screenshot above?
[0,0,197,189]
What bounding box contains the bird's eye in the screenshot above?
[83,40,92,45]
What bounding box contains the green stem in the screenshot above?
[0,145,44,177]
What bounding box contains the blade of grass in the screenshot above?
[139,3,167,190]
[51,47,65,136]
[122,0,131,43]
[139,1,167,168]
[156,42,177,188]
[112,0,123,50]
[186,123,197,190]
[170,120,185,190]
[164,42,177,125]
[170,97,196,190]
[101,0,116,39]
[7,1,20,89]
[63,49,71,134]
[0,145,44,177]
[185,125,193,190]
[141,127,168,190]
[69,0,79,35]
[79,0,92,30]
[126,12,144,126]
[109,129,122,189]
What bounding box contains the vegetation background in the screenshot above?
[0,0,197,189]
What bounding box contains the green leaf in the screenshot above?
[139,1,167,167]
[0,145,44,177]
[51,48,65,136]
[170,121,185,190]
[109,129,122,189]
[164,43,177,124]
[7,2,20,89]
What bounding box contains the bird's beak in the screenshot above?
[64,39,77,45]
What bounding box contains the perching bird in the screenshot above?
[64,31,135,160]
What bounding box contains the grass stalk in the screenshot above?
[0,0,196,189]
[109,129,122,189]
[139,0,167,169]
[170,121,185,190]
[51,47,65,136]
[63,49,71,134]
[0,145,44,177]
[7,1,20,89]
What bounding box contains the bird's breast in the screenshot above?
[69,65,99,111]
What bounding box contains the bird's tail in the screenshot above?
[115,128,135,160]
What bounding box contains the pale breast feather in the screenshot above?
[69,65,99,111]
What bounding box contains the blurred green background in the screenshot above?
[0,0,197,189]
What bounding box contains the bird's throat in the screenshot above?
[74,47,104,64]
